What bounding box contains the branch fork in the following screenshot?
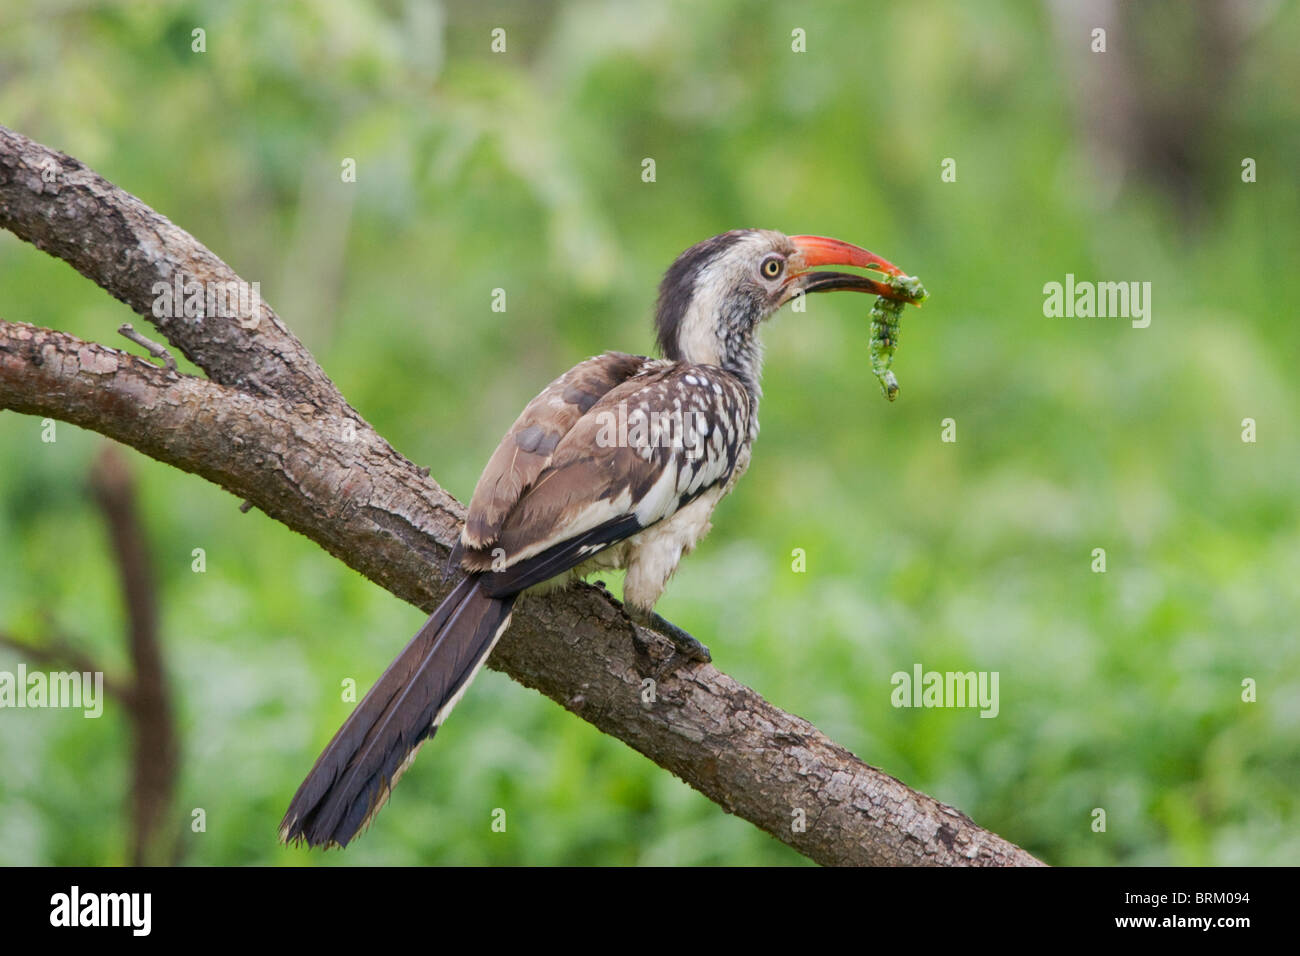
[0,123,1043,866]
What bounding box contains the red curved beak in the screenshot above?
[790,235,904,276]
[787,235,917,302]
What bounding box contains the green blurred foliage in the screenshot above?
[0,0,1297,866]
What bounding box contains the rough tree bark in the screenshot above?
[0,124,1045,867]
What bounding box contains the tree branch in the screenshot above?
[0,447,181,866]
[0,124,1044,866]
[89,445,180,867]
[0,628,130,703]
[0,125,344,411]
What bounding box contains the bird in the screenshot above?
[279,229,912,848]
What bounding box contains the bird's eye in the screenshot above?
[761,255,784,279]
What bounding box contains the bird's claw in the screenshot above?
[622,606,712,665]
[648,612,711,664]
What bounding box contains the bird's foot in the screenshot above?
[624,605,711,665]
[651,613,711,664]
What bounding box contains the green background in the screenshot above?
[1,0,1296,865]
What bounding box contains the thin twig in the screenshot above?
[118,323,177,372]
[0,630,130,705]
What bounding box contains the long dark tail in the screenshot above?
[279,575,515,848]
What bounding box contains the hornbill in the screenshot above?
[280,229,911,847]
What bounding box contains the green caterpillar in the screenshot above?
[870,274,927,401]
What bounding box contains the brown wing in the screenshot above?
[461,363,752,593]
[461,351,649,550]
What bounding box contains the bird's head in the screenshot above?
[654,229,909,391]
